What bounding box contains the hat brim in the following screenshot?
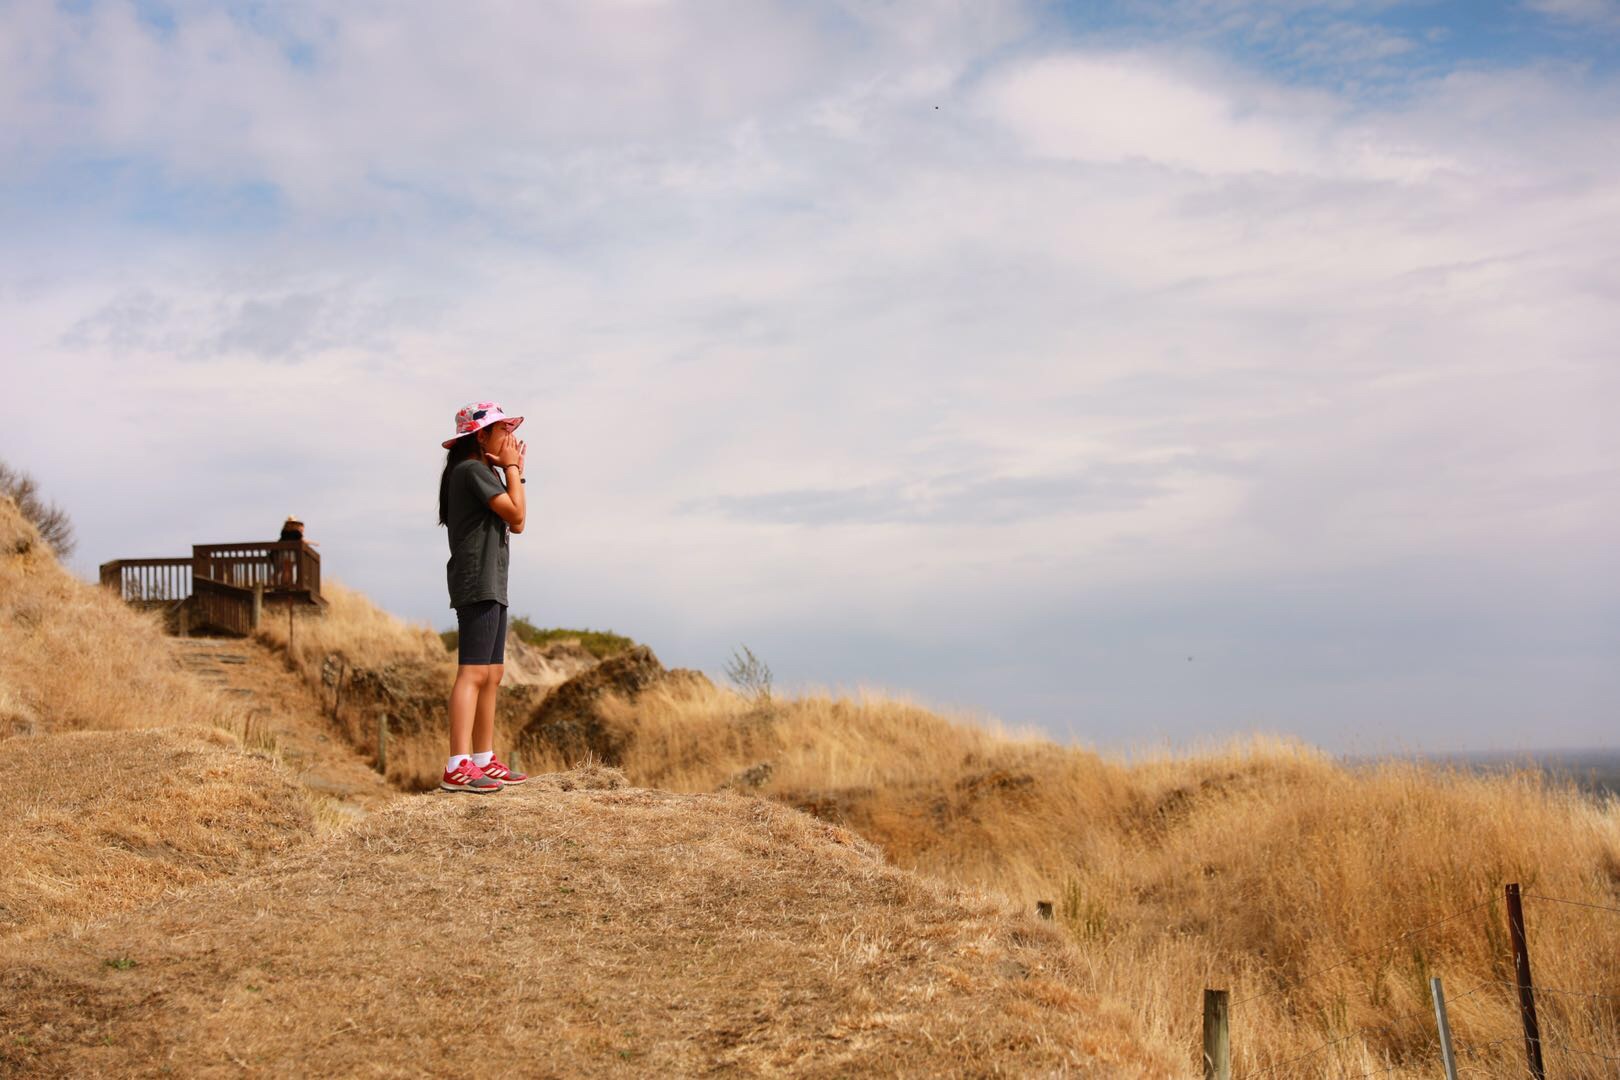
[442,414,524,449]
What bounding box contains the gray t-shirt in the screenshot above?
[445,459,509,609]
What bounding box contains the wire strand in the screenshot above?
[1550,1041,1620,1063]
[1477,979,1620,1003]
[1523,893,1620,917]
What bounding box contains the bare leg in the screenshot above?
[448,665,490,757]
[472,664,503,754]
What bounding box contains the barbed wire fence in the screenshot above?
[1190,883,1620,1079]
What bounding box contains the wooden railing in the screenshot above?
[100,540,322,636]
[190,577,259,637]
[99,557,195,604]
[192,541,320,596]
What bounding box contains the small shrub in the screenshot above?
[724,645,773,704]
[441,620,637,660]
[511,619,636,659]
[0,461,75,558]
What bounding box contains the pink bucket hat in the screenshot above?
[443,401,524,449]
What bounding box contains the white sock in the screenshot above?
[471,751,494,767]
[447,754,471,774]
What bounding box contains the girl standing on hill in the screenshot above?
[436,401,530,794]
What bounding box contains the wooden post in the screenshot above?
[1035,901,1054,920]
[332,661,347,721]
[1506,883,1545,1080]
[376,714,388,776]
[1430,976,1459,1080]
[1202,989,1230,1080]
[251,583,263,631]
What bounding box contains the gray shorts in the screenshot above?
[455,601,507,666]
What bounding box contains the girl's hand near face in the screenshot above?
[485,431,524,472]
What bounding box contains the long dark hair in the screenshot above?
[438,434,483,526]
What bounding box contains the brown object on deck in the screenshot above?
[100,539,324,637]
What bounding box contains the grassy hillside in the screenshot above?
[0,499,329,945]
[0,499,248,742]
[1,767,1163,1077]
[516,678,1620,1078]
[0,499,1171,1075]
[7,489,1616,1076]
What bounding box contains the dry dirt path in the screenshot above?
[169,637,399,818]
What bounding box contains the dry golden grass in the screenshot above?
[521,681,1620,1078]
[0,499,246,741]
[0,768,1170,1078]
[257,579,451,677]
[0,501,341,946]
[0,728,320,944]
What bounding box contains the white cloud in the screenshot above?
[977,51,1453,180]
[1,0,1617,749]
[0,0,1028,207]
[1525,0,1620,28]
[980,53,1307,174]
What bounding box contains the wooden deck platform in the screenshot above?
[100,541,324,637]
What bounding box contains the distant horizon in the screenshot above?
[52,547,1620,758]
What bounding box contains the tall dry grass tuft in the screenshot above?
[0,497,247,741]
[536,680,1620,1078]
[1077,748,1620,1077]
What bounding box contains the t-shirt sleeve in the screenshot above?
[461,461,507,506]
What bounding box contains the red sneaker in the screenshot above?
[441,759,503,793]
[479,756,527,784]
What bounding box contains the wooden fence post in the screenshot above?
[332,661,347,721]
[1430,976,1459,1080]
[1506,883,1545,1080]
[376,714,388,776]
[251,583,263,631]
[1202,988,1230,1080]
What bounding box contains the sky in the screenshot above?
[1,0,1616,754]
